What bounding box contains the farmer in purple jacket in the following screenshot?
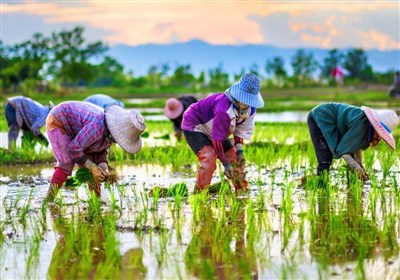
[182,73,264,192]
[164,95,198,140]
[5,96,52,149]
[46,101,146,199]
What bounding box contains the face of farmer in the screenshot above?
[370,130,381,148]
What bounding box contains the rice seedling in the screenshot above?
[1,119,400,279]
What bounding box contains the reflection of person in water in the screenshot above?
[120,248,147,278]
[47,207,147,279]
[308,189,394,267]
[47,207,106,279]
[184,201,258,279]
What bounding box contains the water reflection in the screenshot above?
[309,187,399,271]
[185,200,258,279]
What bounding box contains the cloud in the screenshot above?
[1,1,399,50]
[252,7,399,50]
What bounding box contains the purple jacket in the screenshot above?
[182,93,256,162]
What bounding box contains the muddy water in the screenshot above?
[1,162,400,279]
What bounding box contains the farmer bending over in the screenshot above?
[307,102,399,182]
[164,95,198,140]
[46,101,145,200]
[182,73,264,192]
[84,93,125,109]
[5,96,52,149]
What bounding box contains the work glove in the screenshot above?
[354,166,369,182]
[98,162,109,176]
[342,154,369,182]
[223,162,234,179]
[236,150,245,167]
[84,159,107,183]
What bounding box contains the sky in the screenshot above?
[1,0,399,50]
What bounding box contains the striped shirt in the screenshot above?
[7,96,50,135]
[49,101,112,164]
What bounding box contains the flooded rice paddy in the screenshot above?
[1,121,400,279]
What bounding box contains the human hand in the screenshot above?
[236,150,245,167]
[91,166,106,183]
[223,163,234,179]
[98,162,109,176]
[85,159,107,183]
[355,166,369,182]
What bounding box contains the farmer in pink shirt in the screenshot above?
[46,101,146,199]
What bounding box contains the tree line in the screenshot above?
[1,26,396,93]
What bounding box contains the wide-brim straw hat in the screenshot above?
[226,73,264,108]
[164,98,184,119]
[105,105,146,154]
[361,106,399,150]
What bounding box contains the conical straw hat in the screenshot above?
[105,105,146,154]
[361,106,399,149]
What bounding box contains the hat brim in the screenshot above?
[105,105,145,154]
[361,106,395,150]
[164,102,184,119]
[227,82,264,108]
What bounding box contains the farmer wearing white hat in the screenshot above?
[182,73,264,192]
[46,101,145,199]
[307,102,399,182]
[84,93,125,109]
[164,95,198,140]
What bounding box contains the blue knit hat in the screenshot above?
[226,73,264,108]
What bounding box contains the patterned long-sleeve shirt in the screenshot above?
[182,93,256,163]
[49,101,112,164]
[7,96,50,135]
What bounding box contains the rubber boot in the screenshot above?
[225,148,248,191]
[195,146,217,191]
[48,167,68,200]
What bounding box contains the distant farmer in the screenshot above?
[5,96,52,149]
[46,101,146,200]
[307,102,399,182]
[84,94,124,109]
[182,73,264,192]
[164,95,198,140]
[331,66,344,86]
[388,71,400,98]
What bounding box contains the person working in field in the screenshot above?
[182,73,264,192]
[46,101,146,200]
[5,96,53,149]
[84,93,125,109]
[164,95,198,140]
[307,102,399,182]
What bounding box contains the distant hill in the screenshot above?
[108,40,400,77]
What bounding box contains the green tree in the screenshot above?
[321,49,343,78]
[91,56,127,87]
[1,33,49,92]
[170,64,195,87]
[48,26,107,86]
[208,64,229,88]
[291,49,319,86]
[343,48,369,79]
[265,56,287,78]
